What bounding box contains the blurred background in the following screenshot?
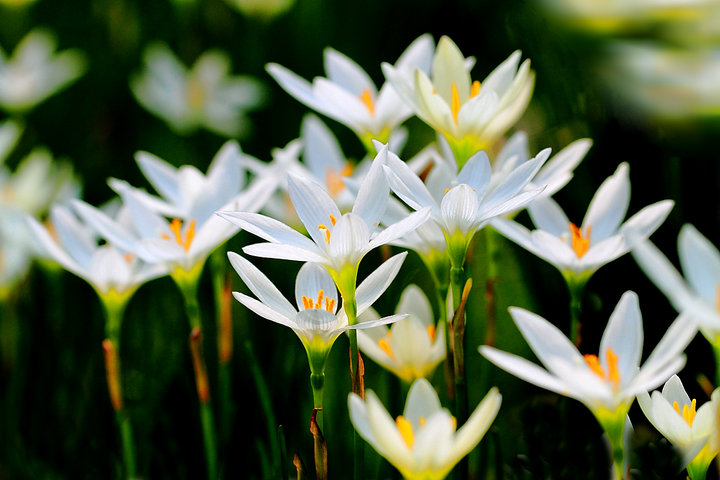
[1,0,720,478]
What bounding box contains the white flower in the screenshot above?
[228,251,408,372]
[0,28,86,113]
[383,35,534,165]
[349,377,501,480]
[27,202,167,301]
[638,375,720,475]
[631,224,720,344]
[73,141,282,275]
[491,162,673,282]
[131,42,265,138]
[383,145,545,265]
[266,34,434,149]
[0,122,81,293]
[218,144,431,296]
[357,284,446,383]
[480,291,696,420]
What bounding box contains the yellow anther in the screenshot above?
[318,224,331,243]
[470,80,481,98]
[359,88,375,116]
[451,82,461,125]
[584,348,621,390]
[329,214,337,226]
[162,218,196,251]
[123,253,134,263]
[451,416,457,431]
[301,290,336,313]
[186,77,205,110]
[673,399,697,426]
[570,222,591,258]
[378,335,394,359]
[427,324,436,342]
[396,415,414,447]
[419,417,426,427]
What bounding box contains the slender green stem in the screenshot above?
[310,373,325,429]
[566,276,587,347]
[177,273,218,480]
[211,249,233,448]
[339,286,363,480]
[449,264,468,480]
[102,298,138,480]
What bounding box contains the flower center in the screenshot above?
[301,289,336,313]
[673,399,697,426]
[161,218,196,251]
[325,163,354,198]
[359,88,375,116]
[186,77,205,110]
[570,222,591,258]
[317,214,338,243]
[450,80,481,125]
[583,348,620,389]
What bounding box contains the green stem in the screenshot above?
[210,249,233,449]
[566,276,587,347]
[177,274,218,480]
[310,373,325,429]
[449,264,468,480]
[102,298,138,480]
[341,289,363,480]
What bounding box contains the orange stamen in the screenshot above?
[451,82,461,125]
[301,290,336,313]
[396,416,414,447]
[318,224,331,242]
[326,163,354,198]
[673,399,697,426]
[427,324,436,342]
[163,218,196,251]
[329,214,337,226]
[359,88,375,116]
[570,222,591,258]
[470,80,481,98]
[378,337,394,359]
[584,348,621,389]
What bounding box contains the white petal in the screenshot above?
[217,211,318,251]
[451,387,502,466]
[324,48,375,96]
[242,242,327,264]
[295,262,337,312]
[232,291,295,329]
[479,346,569,396]
[356,252,407,314]
[599,291,643,388]
[227,252,297,318]
[527,196,571,237]
[582,163,630,242]
[352,146,389,229]
[288,174,342,246]
[432,36,471,103]
[678,224,720,304]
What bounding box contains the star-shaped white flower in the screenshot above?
[631,224,720,344]
[383,35,534,165]
[480,291,696,419]
[638,375,720,476]
[357,284,446,383]
[349,377,501,480]
[266,34,434,150]
[383,145,545,265]
[73,141,282,276]
[27,202,167,302]
[491,162,673,283]
[130,42,265,138]
[229,251,408,373]
[0,28,86,113]
[218,144,431,296]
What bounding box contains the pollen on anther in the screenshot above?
[318,224,331,242]
[359,88,375,116]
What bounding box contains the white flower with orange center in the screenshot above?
[218,144,431,298]
[382,35,534,166]
[73,141,283,277]
[348,377,501,480]
[27,202,167,303]
[383,144,545,267]
[228,252,408,374]
[491,162,673,284]
[0,28,86,113]
[130,42,265,138]
[480,291,695,428]
[631,224,720,345]
[638,375,720,479]
[357,284,446,383]
[266,34,434,151]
